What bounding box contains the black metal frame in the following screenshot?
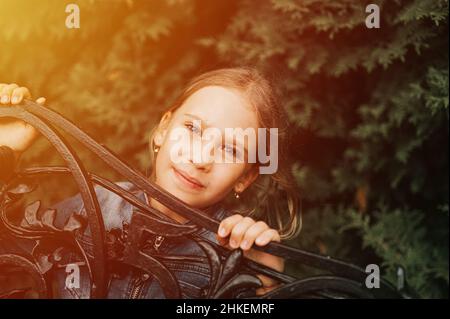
[0,101,411,299]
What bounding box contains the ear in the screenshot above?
[152,111,173,147]
[234,165,259,193]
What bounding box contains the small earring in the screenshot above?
[154,146,160,153]
[234,192,240,199]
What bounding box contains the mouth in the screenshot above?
[172,167,205,190]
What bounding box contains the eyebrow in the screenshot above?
[184,113,210,127]
[184,113,249,155]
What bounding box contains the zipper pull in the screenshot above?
[153,235,165,252]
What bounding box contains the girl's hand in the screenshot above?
[217,214,284,296]
[0,83,46,155]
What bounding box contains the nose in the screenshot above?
[189,141,215,171]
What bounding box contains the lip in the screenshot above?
[172,167,205,190]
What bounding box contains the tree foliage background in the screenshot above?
[0,0,448,298]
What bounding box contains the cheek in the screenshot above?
[209,163,246,193]
[159,130,191,165]
[154,141,173,182]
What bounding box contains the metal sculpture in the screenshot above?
[0,101,413,299]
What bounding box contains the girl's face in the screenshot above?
[153,86,260,209]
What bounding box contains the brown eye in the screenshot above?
[222,144,241,160]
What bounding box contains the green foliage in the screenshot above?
[344,206,449,298]
[1,0,448,298]
[206,0,449,297]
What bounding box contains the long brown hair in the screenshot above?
[149,67,301,240]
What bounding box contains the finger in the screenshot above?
[256,287,271,296]
[255,229,280,246]
[218,214,244,238]
[240,221,269,251]
[256,274,279,290]
[229,217,255,249]
[255,275,281,296]
[36,97,46,105]
[0,85,5,107]
[11,87,31,105]
[216,234,230,248]
[0,83,19,104]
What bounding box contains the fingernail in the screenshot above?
[1,95,8,103]
[230,239,237,248]
[241,240,249,250]
[255,237,266,246]
[11,96,19,104]
[218,227,226,237]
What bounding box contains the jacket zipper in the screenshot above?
[130,273,150,299]
[130,235,164,298]
[153,235,165,251]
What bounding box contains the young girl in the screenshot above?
[0,67,301,298]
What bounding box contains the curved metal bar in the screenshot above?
[20,100,221,231]
[17,166,200,236]
[13,167,304,295]
[16,167,298,285]
[16,102,378,280]
[0,107,107,298]
[0,254,47,298]
[260,276,375,299]
[0,102,405,298]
